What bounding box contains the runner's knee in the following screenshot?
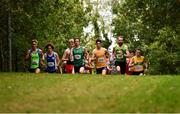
[80,67,84,74]
[35,68,40,74]
[116,66,121,71]
[102,69,107,75]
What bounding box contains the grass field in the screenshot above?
[0,73,179,113]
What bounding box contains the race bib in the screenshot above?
[75,55,81,60]
[47,62,55,67]
[32,60,38,65]
[134,65,143,71]
[98,57,105,63]
[117,54,123,59]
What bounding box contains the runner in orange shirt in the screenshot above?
[91,39,110,75]
[129,48,148,75]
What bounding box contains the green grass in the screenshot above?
[0,73,179,113]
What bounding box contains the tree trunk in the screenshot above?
[15,49,18,72]
[8,9,12,72]
[0,39,4,71]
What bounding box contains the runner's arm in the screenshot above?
[129,57,134,67]
[144,58,148,69]
[40,50,45,66]
[105,49,110,59]
[56,53,60,67]
[125,45,130,57]
[112,48,116,58]
[62,50,69,61]
[88,57,93,67]
[84,48,89,61]
[91,50,96,61]
[25,50,30,60]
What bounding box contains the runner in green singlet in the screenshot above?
[113,36,130,74]
[72,38,89,73]
[25,39,43,73]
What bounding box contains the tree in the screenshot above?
[83,0,113,50]
[112,0,180,74]
[0,0,90,71]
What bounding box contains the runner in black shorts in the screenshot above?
[72,38,89,74]
[113,36,130,74]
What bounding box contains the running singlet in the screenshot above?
[29,49,41,69]
[46,52,57,72]
[114,44,127,62]
[66,48,74,65]
[93,48,107,69]
[132,56,145,72]
[73,47,84,67]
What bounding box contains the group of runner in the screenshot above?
[25,36,148,75]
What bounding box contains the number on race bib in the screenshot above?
[134,65,143,71]
[32,61,38,65]
[48,62,55,67]
[75,55,81,60]
[117,54,123,59]
[98,57,104,62]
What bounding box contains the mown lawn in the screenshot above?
[0,73,179,113]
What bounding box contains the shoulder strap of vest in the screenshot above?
[37,48,41,55]
[123,44,127,49]
[30,48,40,54]
[81,47,84,56]
[45,52,48,59]
[115,44,118,49]
[115,44,121,51]
[53,51,56,60]
[29,49,32,54]
[46,51,56,57]
[72,48,75,55]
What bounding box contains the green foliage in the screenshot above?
[102,34,112,49]
[101,20,112,49]
[148,27,180,74]
[92,12,100,38]
[0,0,91,71]
[112,0,180,74]
[12,0,89,53]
